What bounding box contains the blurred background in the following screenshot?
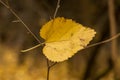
[0,0,120,80]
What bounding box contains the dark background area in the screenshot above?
[0,0,120,80]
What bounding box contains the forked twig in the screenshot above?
[46,59,57,80]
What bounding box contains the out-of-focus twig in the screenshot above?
[108,0,118,62]
[108,0,120,79]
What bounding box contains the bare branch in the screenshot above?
[21,43,44,52]
[46,59,57,80]
[0,0,41,43]
[53,0,61,18]
[86,33,120,49]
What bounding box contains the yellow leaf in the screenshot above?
[40,17,96,62]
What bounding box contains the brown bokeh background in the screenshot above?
[0,0,120,80]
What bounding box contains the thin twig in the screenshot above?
[85,33,120,49]
[12,20,21,23]
[21,43,44,52]
[0,0,41,43]
[49,62,57,68]
[46,59,57,80]
[47,59,50,80]
[53,0,61,18]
